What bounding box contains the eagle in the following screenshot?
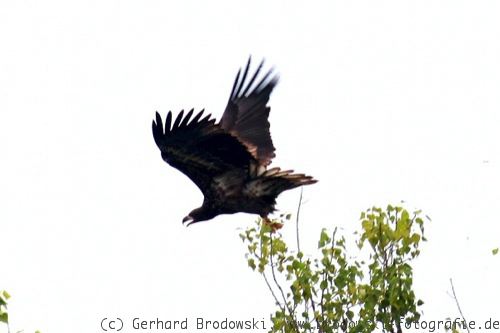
[152,58,317,226]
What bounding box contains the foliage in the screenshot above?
[0,290,41,333]
[241,205,428,333]
[0,290,10,325]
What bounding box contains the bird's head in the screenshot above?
[182,207,217,226]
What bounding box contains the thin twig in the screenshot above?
[296,187,304,253]
[294,188,309,324]
[270,233,300,331]
[258,220,286,314]
[262,272,286,313]
[270,235,288,305]
[449,278,471,333]
[309,295,323,333]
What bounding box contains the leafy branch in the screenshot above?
[0,291,41,333]
[241,204,429,333]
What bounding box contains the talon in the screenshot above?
[262,216,283,232]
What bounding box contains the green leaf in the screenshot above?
[318,229,330,248]
[361,219,373,233]
[320,280,327,290]
[410,233,421,244]
[347,310,354,320]
[272,239,286,255]
[247,258,256,270]
[493,248,499,255]
[1,291,10,300]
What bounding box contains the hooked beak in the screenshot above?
[182,215,194,226]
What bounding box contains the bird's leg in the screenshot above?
[261,215,284,232]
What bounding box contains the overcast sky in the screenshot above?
[1,1,499,332]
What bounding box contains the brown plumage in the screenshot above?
[152,58,317,226]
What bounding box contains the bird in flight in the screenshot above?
[152,58,317,227]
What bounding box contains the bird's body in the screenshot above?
[152,58,317,225]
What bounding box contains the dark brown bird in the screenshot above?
[152,58,317,226]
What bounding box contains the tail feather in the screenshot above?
[245,167,317,198]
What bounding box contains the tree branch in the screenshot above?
[296,187,304,253]
[270,233,300,331]
[262,271,285,314]
[449,278,471,333]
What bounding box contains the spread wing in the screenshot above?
[219,57,278,166]
[152,109,255,194]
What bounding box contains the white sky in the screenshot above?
[1,1,499,332]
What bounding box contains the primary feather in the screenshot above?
[219,58,278,166]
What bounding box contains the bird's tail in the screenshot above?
[246,167,317,198]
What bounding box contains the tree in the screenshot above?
[241,204,428,333]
